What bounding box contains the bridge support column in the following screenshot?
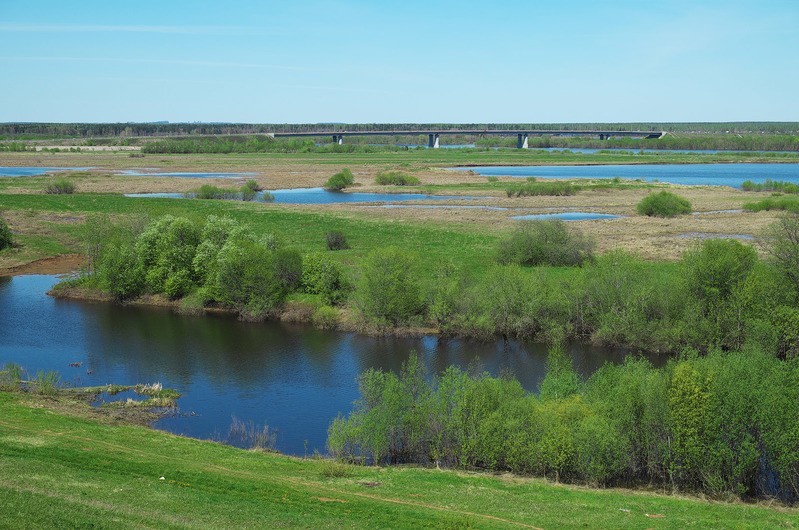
[517,133,529,149]
[428,133,439,148]
[332,135,343,145]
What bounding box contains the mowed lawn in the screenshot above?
[0,392,796,529]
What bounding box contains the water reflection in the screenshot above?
[0,275,665,455]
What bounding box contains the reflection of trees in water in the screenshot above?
[77,299,666,397]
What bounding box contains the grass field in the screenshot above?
[1,391,796,529]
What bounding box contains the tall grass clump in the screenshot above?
[505,181,576,197]
[497,220,594,267]
[324,168,355,191]
[741,179,799,193]
[744,196,799,213]
[0,363,23,390]
[45,177,76,194]
[636,191,692,217]
[375,171,420,186]
[0,216,12,250]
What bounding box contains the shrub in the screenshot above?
[0,217,12,250]
[215,239,287,318]
[325,230,349,250]
[357,247,425,326]
[505,182,575,197]
[302,252,350,305]
[636,191,692,217]
[324,168,354,191]
[244,179,262,192]
[164,269,194,300]
[273,247,303,291]
[767,214,799,297]
[240,185,257,201]
[189,184,239,200]
[45,177,76,194]
[260,191,275,202]
[312,305,339,330]
[496,220,595,267]
[98,242,145,300]
[375,171,420,186]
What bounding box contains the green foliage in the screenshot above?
[375,171,420,186]
[741,179,799,193]
[273,247,303,291]
[301,252,350,305]
[216,238,288,319]
[744,195,799,213]
[188,184,240,200]
[312,305,339,330]
[325,230,349,250]
[505,181,575,197]
[636,191,692,217]
[324,168,355,191]
[44,177,76,195]
[244,179,262,192]
[0,216,12,250]
[539,343,579,401]
[330,349,799,500]
[767,214,799,297]
[496,220,594,267]
[98,242,145,300]
[357,247,425,326]
[0,363,23,390]
[260,191,276,202]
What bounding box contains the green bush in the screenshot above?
[505,181,575,197]
[273,247,303,291]
[324,168,355,191]
[260,191,275,202]
[44,177,76,194]
[215,239,287,319]
[636,191,692,217]
[375,171,420,186]
[325,230,349,250]
[357,247,425,326]
[496,220,594,267]
[301,252,350,305]
[0,217,12,250]
[98,242,145,300]
[767,214,799,297]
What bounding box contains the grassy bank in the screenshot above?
[1,391,796,529]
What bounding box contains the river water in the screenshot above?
[0,274,663,455]
[454,163,799,187]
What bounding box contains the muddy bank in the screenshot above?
[0,253,85,277]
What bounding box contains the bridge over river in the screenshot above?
[269,129,666,148]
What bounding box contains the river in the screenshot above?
[0,274,663,455]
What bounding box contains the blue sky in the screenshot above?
[1,0,797,123]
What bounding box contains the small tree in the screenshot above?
[497,220,594,267]
[767,213,799,299]
[357,247,425,325]
[0,216,12,250]
[325,168,354,191]
[636,191,692,217]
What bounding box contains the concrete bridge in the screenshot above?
[269,129,665,148]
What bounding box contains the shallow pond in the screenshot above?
[455,163,799,187]
[126,187,477,205]
[0,275,665,455]
[511,212,622,221]
[0,167,91,176]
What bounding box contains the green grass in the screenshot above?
[0,193,500,277]
[1,391,796,529]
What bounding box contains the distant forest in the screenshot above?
[2,122,799,139]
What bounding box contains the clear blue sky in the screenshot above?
[1,0,797,123]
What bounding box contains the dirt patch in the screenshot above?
[0,253,84,277]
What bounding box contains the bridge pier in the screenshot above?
[517,133,529,149]
[599,134,612,141]
[332,135,343,145]
[428,133,440,149]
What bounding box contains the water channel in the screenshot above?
[454,163,799,187]
[0,274,664,455]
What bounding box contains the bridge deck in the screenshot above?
[271,130,664,138]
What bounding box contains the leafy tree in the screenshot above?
[496,220,594,267]
[0,216,12,250]
[357,247,424,325]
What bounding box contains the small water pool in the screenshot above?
[0,167,91,177]
[126,187,479,205]
[511,212,622,221]
[117,170,257,178]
